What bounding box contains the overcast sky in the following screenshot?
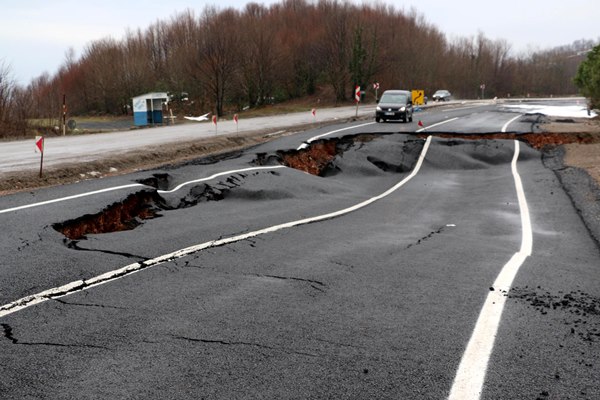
[1,0,597,86]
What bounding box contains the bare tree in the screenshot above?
[197,7,241,116]
[318,0,351,102]
[22,0,592,121]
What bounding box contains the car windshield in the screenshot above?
[379,94,407,104]
[434,90,448,96]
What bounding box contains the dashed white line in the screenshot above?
[501,114,524,133]
[448,140,532,399]
[0,136,432,319]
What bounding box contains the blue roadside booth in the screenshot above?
[132,92,168,126]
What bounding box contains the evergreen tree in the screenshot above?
[574,44,600,108]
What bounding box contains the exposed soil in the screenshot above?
[266,134,381,176]
[54,191,164,240]
[564,142,600,184]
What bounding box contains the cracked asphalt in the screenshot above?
[1,99,599,399]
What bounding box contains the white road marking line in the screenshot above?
[501,114,524,133]
[416,117,459,132]
[296,122,376,150]
[157,166,287,194]
[448,140,532,400]
[0,184,145,215]
[0,136,432,319]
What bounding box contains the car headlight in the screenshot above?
[376,106,381,111]
[400,106,406,112]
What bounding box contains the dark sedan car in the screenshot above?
[432,90,451,101]
[375,90,413,123]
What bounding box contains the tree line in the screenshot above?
[0,0,597,138]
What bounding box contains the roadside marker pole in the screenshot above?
[354,86,361,117]
[35,136,44,178]
[212,115,217,135]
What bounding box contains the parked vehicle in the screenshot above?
[375,90,413,123]
[432,90,452,101]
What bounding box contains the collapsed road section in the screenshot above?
[52,133,424,240]
[254,133,423,176]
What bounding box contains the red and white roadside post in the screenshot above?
[354,85,361,117]
[373,82,380,101]
[35,136,44,177]
[311,108,316,122]
[212,115,217,135]
[233,113,239,134]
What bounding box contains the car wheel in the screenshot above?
[376,117,380,123]
[409,113,413,122]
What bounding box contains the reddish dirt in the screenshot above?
[280,141,339,176]
[54,191,162,240]
[280,134,381,175]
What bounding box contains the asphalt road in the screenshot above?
[1,99,599,399]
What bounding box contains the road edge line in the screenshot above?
[448,140,532,399]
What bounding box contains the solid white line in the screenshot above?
[158,166,287,194]
[416,117,459,132]
[448,140,532,399]
[297,122,376,150]
[501,114,524,133]
[0,136,432,319]
[0,184,145,215]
